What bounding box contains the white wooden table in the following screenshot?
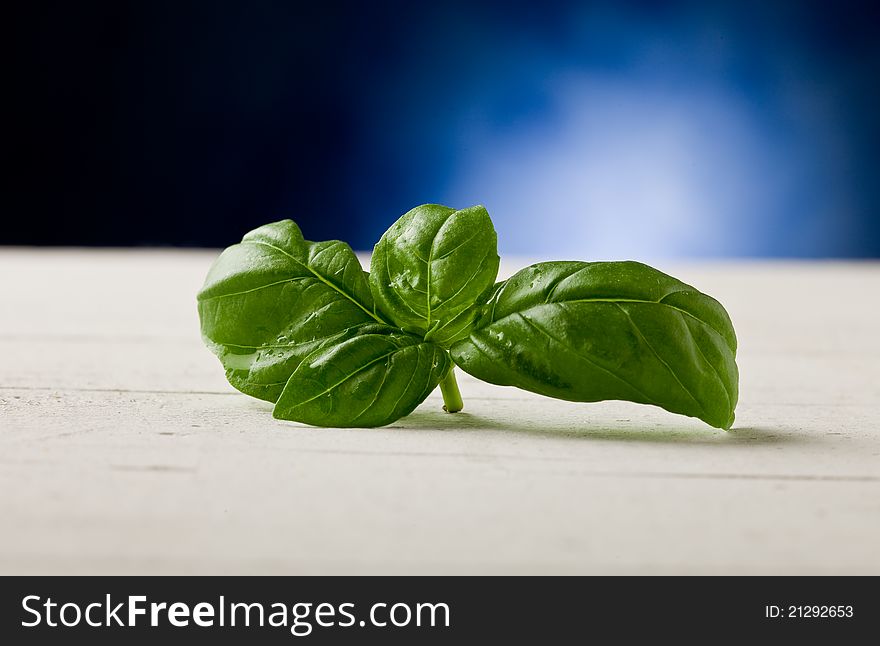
[1,249,878,574]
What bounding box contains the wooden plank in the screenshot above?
[1,249,878,574]
[3,387,879,475]
[1,339,878,408]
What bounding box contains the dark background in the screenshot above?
[7,0,880,257]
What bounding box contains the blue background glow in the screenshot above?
[9,1,879,257]
[349,2,878,258]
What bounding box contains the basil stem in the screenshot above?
[439,367,463,413]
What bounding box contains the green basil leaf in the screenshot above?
[369,204,500,346]
[450,261,739,429]
[197,220,385,402]
[273,327,451,427]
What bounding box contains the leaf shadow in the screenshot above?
[391,408,801,446]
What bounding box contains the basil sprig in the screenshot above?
[198,205,738,429]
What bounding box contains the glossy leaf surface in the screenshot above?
[197,220,383,402]
[451,261,739,429]
[369,204,500,346]
[274,327,451,427]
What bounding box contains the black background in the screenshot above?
[8,1,392,247]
